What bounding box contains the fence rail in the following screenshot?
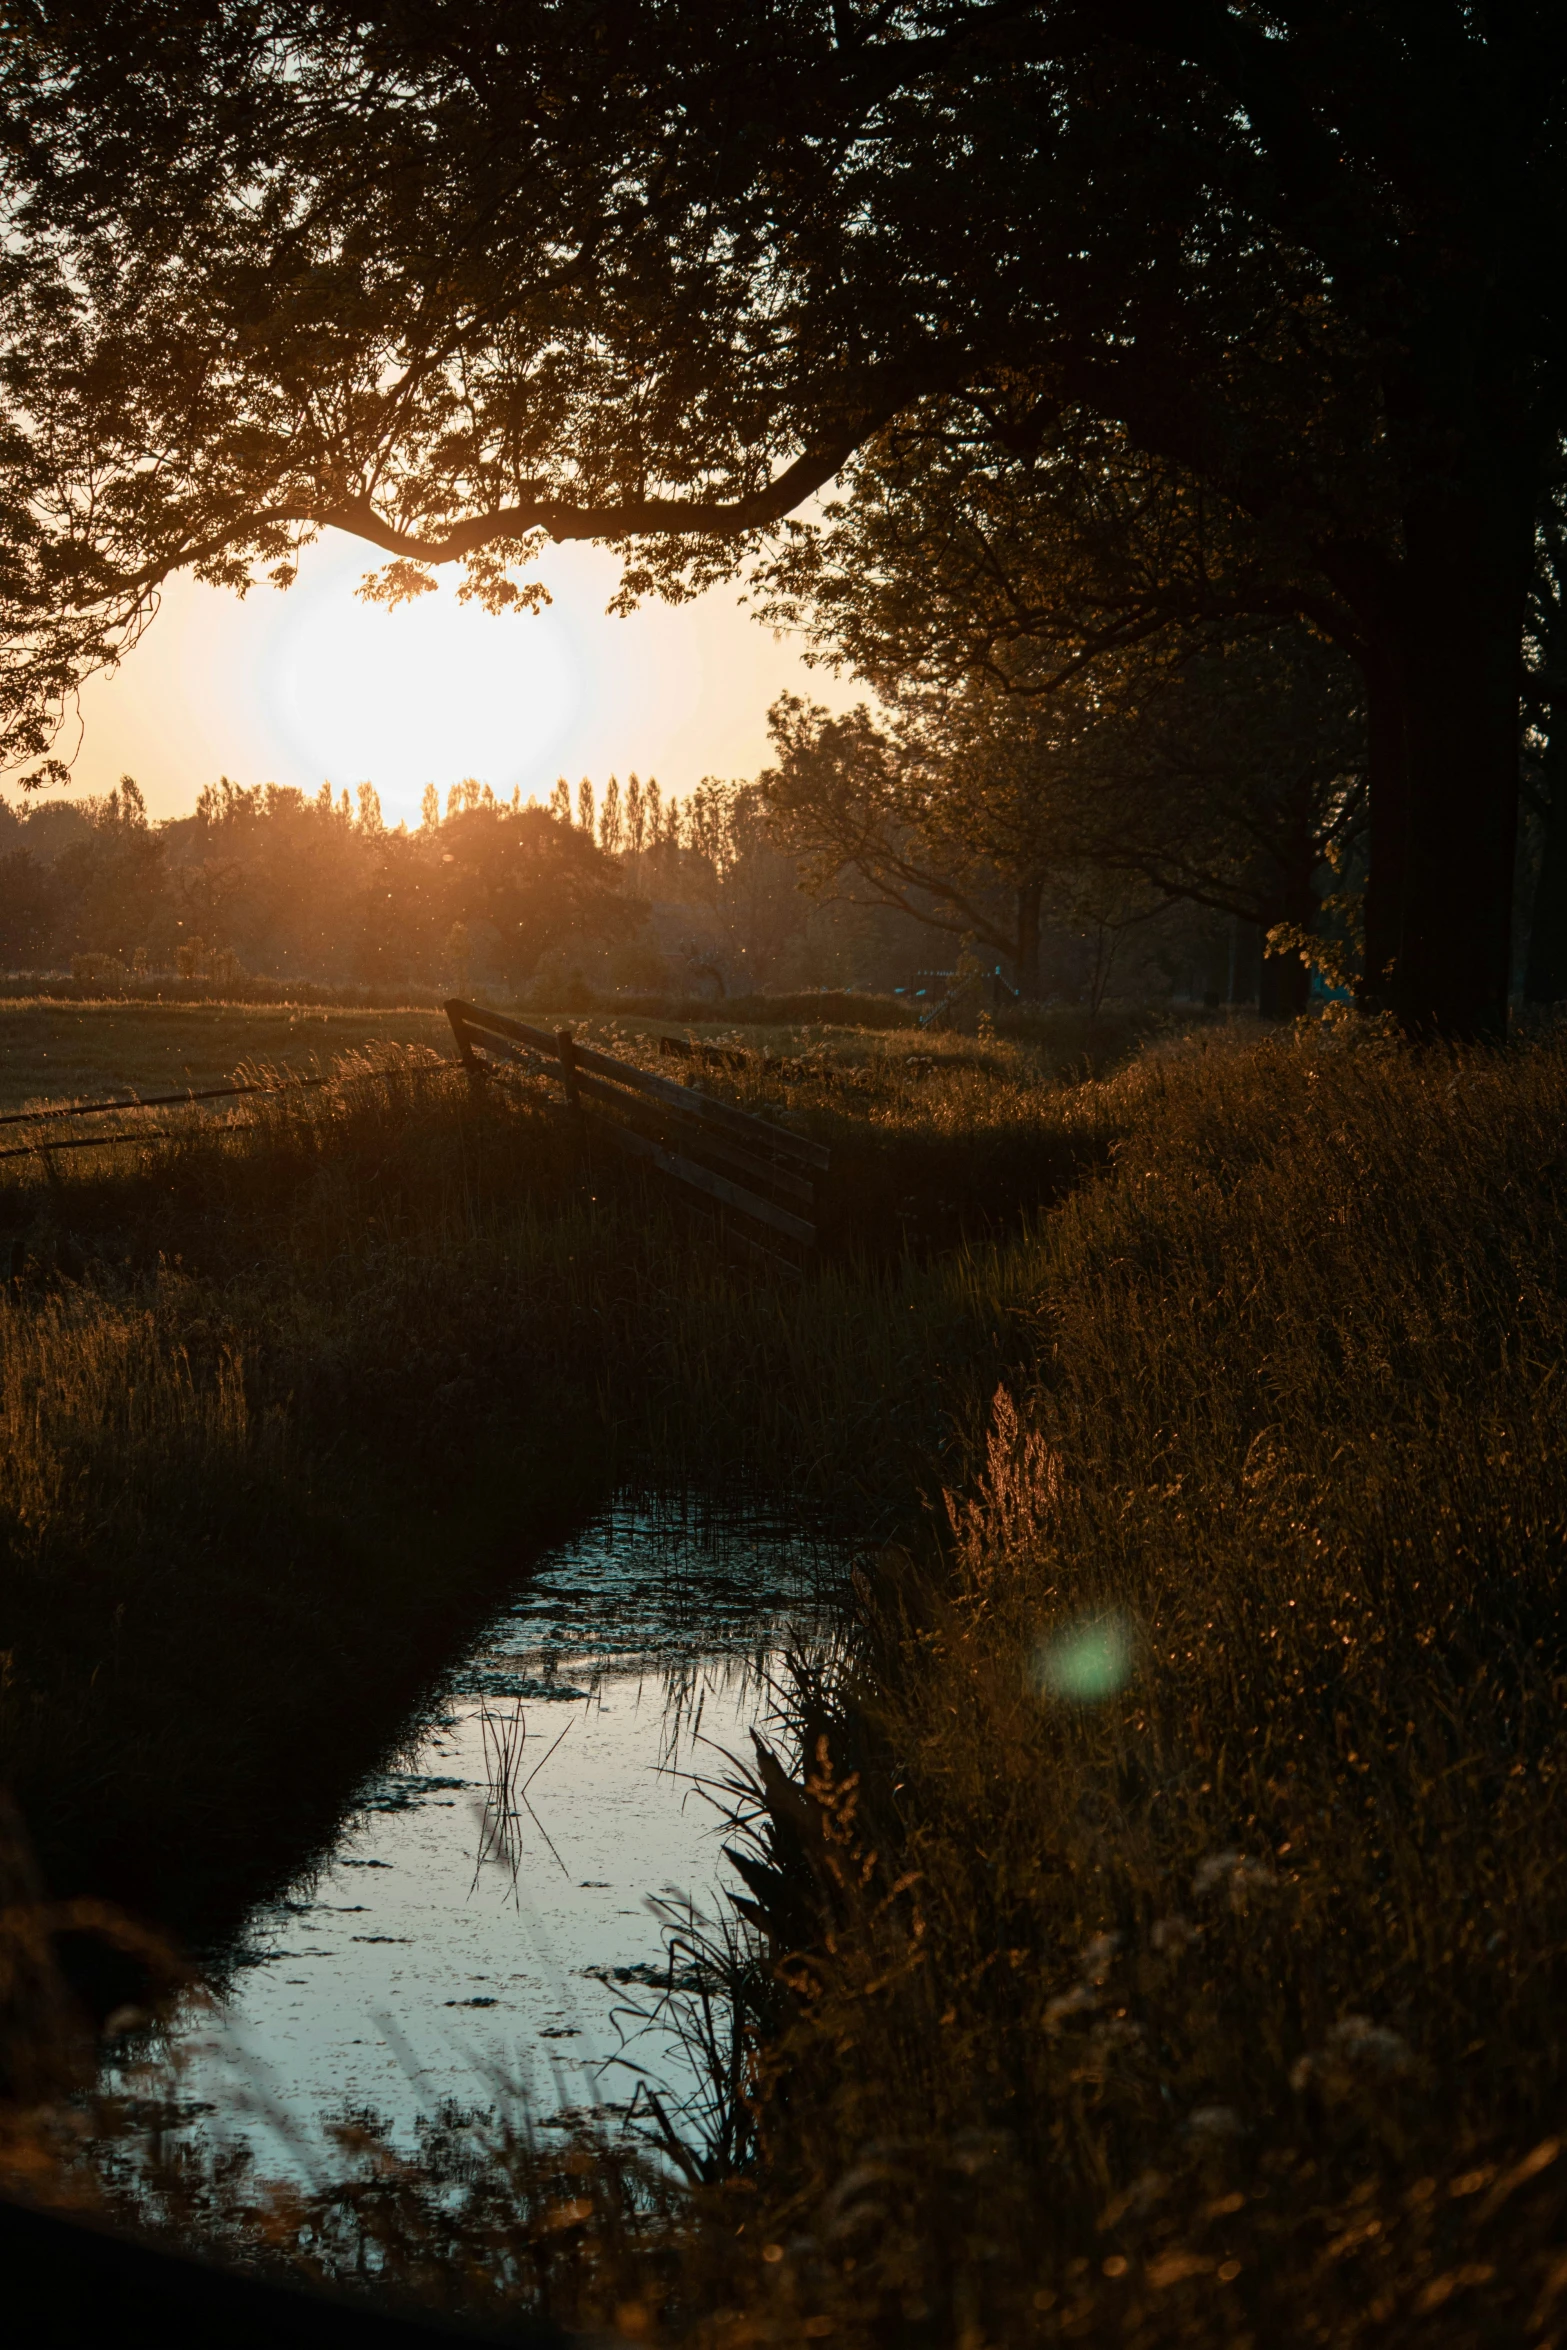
[1,1022,830,1273]
[0,1069,425,1164]
[444,1000,827,1273]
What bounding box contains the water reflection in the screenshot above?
[105,1502,844,2166]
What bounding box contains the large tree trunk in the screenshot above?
[1015,877,1043,998]
[1525,739,1567,1003]
[1373,498,1531,1038]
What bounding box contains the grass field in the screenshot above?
[0,1000,457,1111]
[0,1010,1087,1948]
[0,994,1184,1114]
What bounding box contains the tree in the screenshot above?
[48,777,164,959]
[433,804,639,985]
[0,846,58,967]
[1061,629,1367,1016]
[762,695,1060,994]
[4,5,1567,1031]
[762,623,1364,1013]
[760,406,1367,1014]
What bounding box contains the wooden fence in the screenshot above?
[444,1000,828,1275]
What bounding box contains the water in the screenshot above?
[106,1504,843,2170]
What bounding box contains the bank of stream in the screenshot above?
[103,1501,850,2175]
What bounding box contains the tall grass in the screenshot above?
[657,1022,1567,2343]
[15,1017,1565,2340]
[0,1038,1072,1938]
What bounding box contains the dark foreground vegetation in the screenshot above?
[0,1017,1078,1939]
[2,1012,1566,2345]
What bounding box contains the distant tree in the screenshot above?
[48,778,164,959]
[763,624,1363,1012]
[762,697,1048,990]
[354,824,439,982]
[598,775,624,856]
[433,804,639,985]
[624,776,648,858]
[0,845,58,966]
[665,777,814,989]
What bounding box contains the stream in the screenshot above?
[103,1501,846,2173]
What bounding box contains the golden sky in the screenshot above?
[58,532,859,825]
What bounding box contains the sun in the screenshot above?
[264,542,582,821]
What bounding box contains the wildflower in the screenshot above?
[948,2126,1012,2176]
[1044,1982,1099,2032]
[1192,1850,1275,1907]
[1291,2015,1415,2096]
[1192,1850,1242,1895]
[1184,2105,1245,2143]
[1147,2249,1214,2288]
[1081,1930,1122,1982]
[1089,2016,1145,2057]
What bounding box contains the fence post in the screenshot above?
[444,999,487,1097]
[555,1029,581,1111]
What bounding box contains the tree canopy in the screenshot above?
[4,4,1567,1029]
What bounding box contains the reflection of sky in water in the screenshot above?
[107,1507,843,2169]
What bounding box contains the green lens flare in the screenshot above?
[1034,1613,1134,1703]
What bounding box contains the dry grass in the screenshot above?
[648,1020,1567,2344]
[197,1020,1567,2345]
[13,1014,1563,2342]
[0,1031,1071,1940]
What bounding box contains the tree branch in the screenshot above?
[106,419,908,603]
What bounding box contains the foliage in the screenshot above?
[0,781,673,988]
[1,5,1563,1026]
[3,764,1251,1005]
[762,625,1366,1009]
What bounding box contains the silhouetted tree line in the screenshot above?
[1,755,1267,1008]
[0,770,910,995]
[0,774,700,989]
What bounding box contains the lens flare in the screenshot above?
[1033,1612,1135,1703]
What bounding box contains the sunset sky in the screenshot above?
[56,532,862,826]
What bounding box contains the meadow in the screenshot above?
[0,990,1167,1111]
[0,999,458,1111]
[4,999,1563,2344]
